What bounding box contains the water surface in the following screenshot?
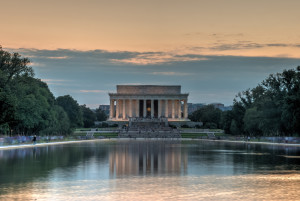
[0,140,299,200]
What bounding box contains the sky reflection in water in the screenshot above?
[0,140,299,200]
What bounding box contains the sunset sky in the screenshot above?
[1,0,300,108]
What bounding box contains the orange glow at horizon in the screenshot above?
[1,0,300,58]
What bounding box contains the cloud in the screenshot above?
[30,62,45,67]
[209,33,244,38]
[210,43,264,51]
[7,48,142,70]
[41,78,70,86]
[210,42,300,51]
[151,72,191,76]
[41,79,68,82]
[4,46,299,107]
[183,32,244,39]
[8,44,300,70]
[117,82,143,85]
[79,90,107,93]
[111,52,209,65]
[47,56,69,59]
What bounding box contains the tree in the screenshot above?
[9,76,72,135]
[189,105,222,128]
[280,66,300,135]
[243,107,262,136]
[0,46,76,135]
[56,95,83,129]
[230,120,239,135]
[95,108,107,121]
[47,105,71,135]
[0,92,16,126]
[220,110,233,134]
[80,105,96,128]
[0,46,34,87]
[233,66,300,136]
[0,46,34,128]
[230,102,246,135]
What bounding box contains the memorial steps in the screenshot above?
[118,117,181,138]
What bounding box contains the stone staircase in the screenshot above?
[119,117,181,138]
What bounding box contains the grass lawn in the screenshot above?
[214,132,226,136]
[181,132,227,138]
[75,128,91,132]
[72,132,118,138]
[93,133,118,138]
[181,133,208,138]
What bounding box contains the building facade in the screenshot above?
[188,103,206,114]
[98,104,110,115]
[108,85,189,121]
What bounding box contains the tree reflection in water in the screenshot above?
[0,140,299,200]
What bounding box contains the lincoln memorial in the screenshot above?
[108,85,189,121]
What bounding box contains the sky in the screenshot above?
[1,0,300,108]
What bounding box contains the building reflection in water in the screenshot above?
[109,140,188,177]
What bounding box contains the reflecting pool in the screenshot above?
[0,140,299,200]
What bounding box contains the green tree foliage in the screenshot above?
[9,76,71,135]
[42,105,71,135]
[229,102,246,135]
[220,101,247,135]
[95,108,107,121]
[80,105,96,128]
[232,67,300,136]
[57,95,83,129]
[0,46,34,87]
[220,110,233,134]
[0,46,34,128]
[189,105,222,128]
[0,92,16,126]
[230,119,239,135]
[0,46,72,135]
[209,67,300,137]
[243,107,262,136]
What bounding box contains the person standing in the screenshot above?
[32,135,37,145]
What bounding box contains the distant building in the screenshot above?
[211,103,224,108]
[108,85,189,121]
[99,105,110,115]
[188,103,206,114]
[188,102,232,114]
[210,103,232,111]
[220,106,232,111]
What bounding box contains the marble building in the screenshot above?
[108,85,189,121]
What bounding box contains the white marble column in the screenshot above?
[109,99,114,119]
[178,100,182,119]
[184,99,188,119]
[136,99,139,117]
[158,100,161,118]
[172,100,175,119]
[143,99,147,117]
[122,99,126,119]
[112,100,115,118]
[151,99,154,118]
[116,99,119,119]
[129,99,132,118]
[165,100,168,118]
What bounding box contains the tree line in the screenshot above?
[0,46,107,136]
[1,47,299,136]
[189,66,300,137]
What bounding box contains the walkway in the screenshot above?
[0,139,104,150]
[1,138,299,151]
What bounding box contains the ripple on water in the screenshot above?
[1,174,300,201]
[278,155,300,158]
